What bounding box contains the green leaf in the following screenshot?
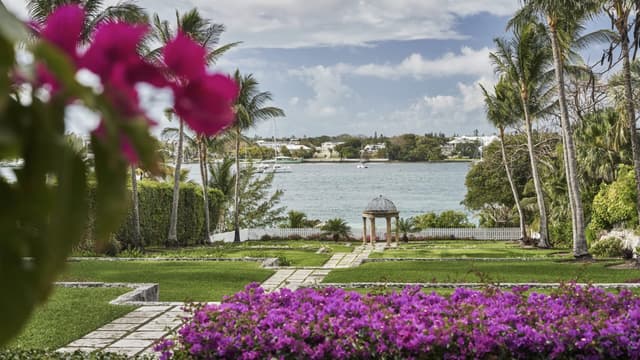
[0,2,28,43]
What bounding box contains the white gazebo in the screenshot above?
[362,195,399,246]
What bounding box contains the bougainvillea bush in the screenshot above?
[156,284,640,359]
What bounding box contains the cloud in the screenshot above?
[351,47,494,79]
[289,65,353,118]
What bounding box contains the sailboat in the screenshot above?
[258,120,292,173]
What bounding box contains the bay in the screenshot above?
[184,162,472,227]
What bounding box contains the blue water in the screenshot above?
[186,162,471,227]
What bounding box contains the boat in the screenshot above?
[357,162,368,169]
[260,163,292,173]
[259,156,303,164]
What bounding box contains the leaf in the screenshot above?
[0,2,28,43]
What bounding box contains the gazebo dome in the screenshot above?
[364,195,398,215]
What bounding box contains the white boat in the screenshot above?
[262,163,292,173]
[260,156,303,164]
[357,162,368,169]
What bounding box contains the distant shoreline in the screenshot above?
[301,158,474,163]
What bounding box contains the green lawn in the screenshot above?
[59,261,274,301]
[323,260,640,284]
[6,287,136,350]
[369,240,569,259]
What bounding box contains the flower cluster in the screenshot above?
[35,5,238,163]
[156,284,640,359]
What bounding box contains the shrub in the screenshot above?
[589,237,625,258]
[156,284,640,359]
[589,166,638,236]
[414,210,474,229]
[82,181,226,249]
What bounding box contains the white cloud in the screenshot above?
[289,65,353,118]
[138,0,517,48]
[351,47,494,79]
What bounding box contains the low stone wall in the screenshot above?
[56,282,159,304]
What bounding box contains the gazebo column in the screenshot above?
[395,216,400,244]
[370,218,376,245]
[362,217,368,245]
[385,216,392,247]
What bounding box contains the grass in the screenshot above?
[59,261,274,302]
[323,260,640,284]
[368,240,568,259]
[6,287,136,350]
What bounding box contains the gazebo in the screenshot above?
[362,195,399,246]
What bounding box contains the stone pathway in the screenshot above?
[58,305,189,357]
[58,244,379,357]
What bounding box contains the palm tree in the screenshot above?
[511,0,600,258]
[603,1,640,224]
[394,217,417,243]
[231,70,285,242]
[151,9,238,246]
[27,0,148,41]
[490,21,553,248]
[209,157,236,231]
[321,218,351,242]
[480,79,529,243]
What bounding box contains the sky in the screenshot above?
[2,0,582,138]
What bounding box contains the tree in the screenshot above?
[603,1,640,224]
[281,210,320,228]
[151,9,237,246]
[490,21,554,247]
[511,0,601,258]
[395,217,417,242]
[321,218,351,242]
[208,158,235,230]
[231,71,285,242]
[480,79,529,242]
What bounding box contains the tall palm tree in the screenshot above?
[231,71,285,242]
[480,79,529,242]
[28,0,148,251]
[511,0,601,258]
[490,22,554,248]
[151,9,238,246]
[27,0,148,41]
[603,1,640,223]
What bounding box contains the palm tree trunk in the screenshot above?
[131,165,143,250]
[199,138,211,245]
[549,26,589,258]
[167,119,184,246]
[498,127,527,242]
[561,132,578,244]
[521,101,550,248]
[233,127,241,242]
[620,34,640,223]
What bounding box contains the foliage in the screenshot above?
[335,138,363,159]
[589,237,625,258]
[321,218,351,241]
[414,210,474,229]
[452,140,481,159]
[386,133,447,161]
[589,165,638,236]
[280,210,320,228]
[81,181,225,249]
[224,165,285,230]
[156,283,640,359]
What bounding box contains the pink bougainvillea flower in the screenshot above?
[81,22,148,80]
[92,121,140,165]
[36,63,61,94]
[40,4,84,62]
[173,73,238,136]
[163,31,207,80]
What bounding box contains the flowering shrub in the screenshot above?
[156,284,640,359]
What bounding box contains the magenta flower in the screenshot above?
[40,5,84,62]
[163,31,207,80]
[163,32,238,136]
[173,74,238,136]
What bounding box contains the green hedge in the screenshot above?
[84,181,226,249]
[588,166,638,240]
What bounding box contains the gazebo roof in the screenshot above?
[363,195,398,216]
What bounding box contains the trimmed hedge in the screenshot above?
[84,181,226,248]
